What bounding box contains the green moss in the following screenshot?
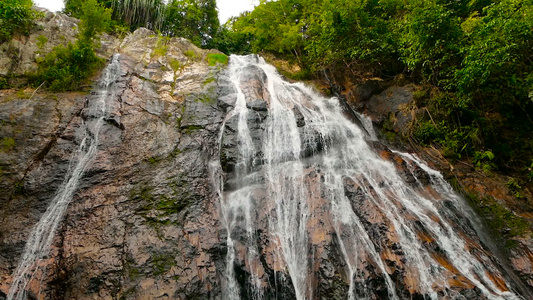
[1,137,15,152]
[154,45,168,57]
[413,89,429,106]
[384,131,397,142]
[15,89,29,99]
[169,146,182,158]
[465,193,529,248]
[203,76,216,85]
[119,287,137,300]
[147,156,160,165]
[280,68,311,81]
[206,53,228,66]
[14,181,24,195]
[184,50,197,60]
[169,59,182,72]
[151,253,176,276]
[183,125,204,133]
[193,91,216,105]
[126,264,141,280]
[131,183,190,231]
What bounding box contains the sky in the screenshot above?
[32,0,258,23]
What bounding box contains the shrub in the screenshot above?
[34,42,103,91]
[0,0,41,43]
[36,35,48,49]
[473,150,496,172]
[414,121,442,145]
[34,0,111,91]
[206,53,228,66]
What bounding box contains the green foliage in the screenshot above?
[64,0,85,18]
[65,0,222,48]
[226,0,532,177]
[34,41,102,91]
[206,53,228,66]
[506,178,524,198]
[0,0,41,43]
[184,50,197,60]
[0,77,9,89]
[112,0,165,31]
[414,121,442,145]
[473,150,496,172]
[400,2,462,84]
[35,0,111,91]
[152,35,169,58]
[161,0,219,47]
[36,35,48,49]
[79,0,112,43]
[210,19,252,55]
[169,58,181,71]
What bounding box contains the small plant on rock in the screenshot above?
[473,150,496,173]
[206,53,228,66]
[34,0,111,91]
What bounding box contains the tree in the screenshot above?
[161,0,220,47]
[111,0,165,30]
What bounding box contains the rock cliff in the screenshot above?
[1,25,227,299]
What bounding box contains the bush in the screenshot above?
[34,0,111,91]
[0,0,41,43]
[206,53,228,66]
[414,121,442,145]
[34,42,103,91]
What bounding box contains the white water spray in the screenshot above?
[7,54,121,300]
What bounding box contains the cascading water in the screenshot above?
[7,54,121,300]
[216,55,524,299]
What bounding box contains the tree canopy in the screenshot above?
[64,0,220,47]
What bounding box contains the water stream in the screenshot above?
[217,55,523,299]
[7,54,121,300]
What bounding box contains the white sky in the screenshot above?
[32,0,258,23]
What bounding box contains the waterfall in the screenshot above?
[217,55,523,299]
[7,54,121,300]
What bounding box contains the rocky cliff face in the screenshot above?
[318,69,533,293]
[1,26,227,299]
